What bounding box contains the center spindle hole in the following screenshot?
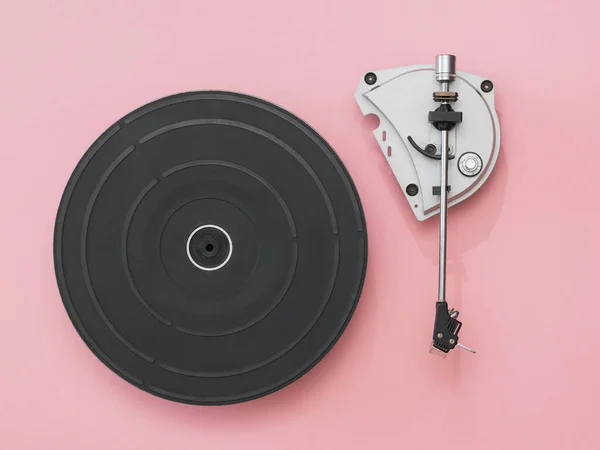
[186,225,233,271]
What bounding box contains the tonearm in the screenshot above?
[356,54,501,356]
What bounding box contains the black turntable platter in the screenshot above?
[54,91,367,404]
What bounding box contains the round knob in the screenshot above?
[435,54,456,82]
[458,152,483,177]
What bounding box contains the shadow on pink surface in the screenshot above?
[352,98,509,385]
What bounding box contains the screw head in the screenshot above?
[437,333,443,339]
[364,72,377,85]
[449,339,456,345]
[481,80,493,93]
[406,183,419,197]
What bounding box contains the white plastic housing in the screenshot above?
[355,65,501,221]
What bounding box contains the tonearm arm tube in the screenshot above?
[429,55,475,356]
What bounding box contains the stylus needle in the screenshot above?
[457,343,476,353]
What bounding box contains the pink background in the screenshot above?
[1,1,598,449]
